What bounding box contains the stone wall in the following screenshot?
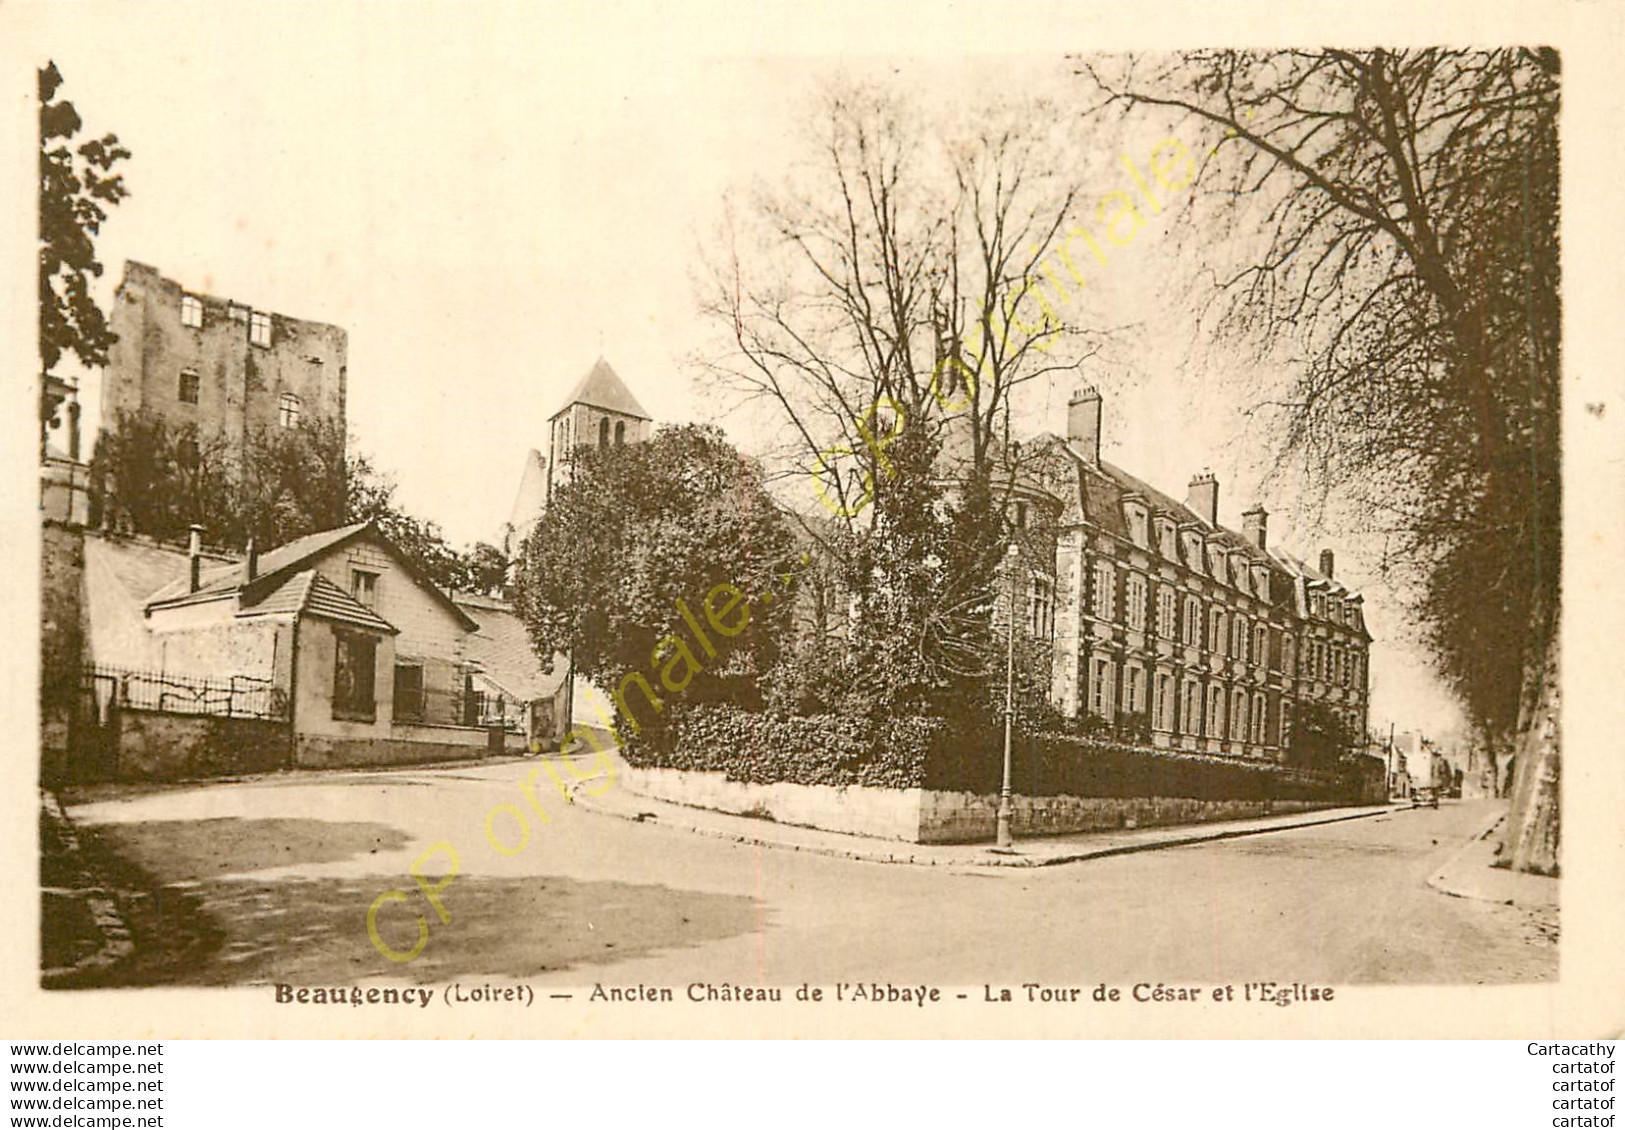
[621,765,925,842]
[915,790,1333,844]
[107,711,291,780]
[294,724,491,770]
[41,522,87,782]
[621,765,1349,845]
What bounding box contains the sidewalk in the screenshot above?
[1428,807,1560,929]
[572,773,1408,869]
[39,791,134,986]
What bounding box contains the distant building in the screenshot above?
[101,261,347,467]
[543,357,652,503]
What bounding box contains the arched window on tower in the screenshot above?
[615,421,626,445]
[599,417,610,447]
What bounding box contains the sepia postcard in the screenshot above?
[3,0,1622,1040]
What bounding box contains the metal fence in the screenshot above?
[83,663,288,721]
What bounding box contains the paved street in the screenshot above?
[58,761,1556,987]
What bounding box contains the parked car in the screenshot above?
[1413,786,1439,809]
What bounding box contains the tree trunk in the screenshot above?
[1502,604,1560,875]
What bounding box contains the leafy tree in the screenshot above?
[1084,49,1560,873]
[447,542,511,597]
[87,411,232,541]
[514,425,798,729]
[88,413,488,595]
[39,62,129,375]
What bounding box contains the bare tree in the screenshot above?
[695,84,1103,706]
[1082,49,1560,872]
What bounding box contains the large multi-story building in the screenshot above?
[1038,387,1371,763]
[101,261,348,461]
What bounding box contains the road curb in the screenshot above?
[40,791,134,986]
[571,781,1407,870]
[1425,808,1517,905]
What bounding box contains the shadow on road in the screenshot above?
[47,816,763,988]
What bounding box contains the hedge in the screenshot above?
[626,704,1371,804]
[619,705,942,791]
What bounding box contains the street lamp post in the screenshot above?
[996,541,1019,849]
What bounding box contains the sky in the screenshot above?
[15,4,1468,740]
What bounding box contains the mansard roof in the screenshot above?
[1053,441,1369,610]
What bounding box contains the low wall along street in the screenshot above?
[621,764,1341,844]
[102,710,291,780]
[619,706,1380,844]
[622,764,925,841]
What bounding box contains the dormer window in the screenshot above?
[180,295,203,328]
[1157,517,1177,559]
[1123,496,1149,548]
[1182,531,1202,570]
[1251,564,1271,599]
[250,311,272,347]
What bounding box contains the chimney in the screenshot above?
[188,524,205,593]
[1186,472,1218,527]
[245,537,259,582]
[1319,548,1335,579]
[1242,504,1268,550]
[1067,386,1102,464]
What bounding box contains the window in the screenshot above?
[332,631,378,720]
[177,436,199,469]
[1124,573,1147,632]
[1181,680,1201,735]
[1280,702,1293,748]
[1230,688,1248,740]
[1028,575,1054,639]
[228,303,249,323]
[1154,673,1175,731]
[250,310,272,347]
[615,421,626,446]
[350,569,379,608]
[180,294,203,328]
[1282,635,1296,676]
[1206,685,1224,738]
[393,663,425,722]
[1251,693,1268,744]
[177,369,200,404]
[1091,561,1115,622]
[599,417,611,447]
[1208,607,1226,654]
[279,392,301,428]
[1253,623,1269,667]
[1183,596,1201,646]
[1123,664,1145,715]
[1088,657,1115,720]
[1156,586,1176,638]
[1230,614,1248,662]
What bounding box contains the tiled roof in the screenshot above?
[238,569,398,634]
[550,357,651,421]
[454,596,567,701]
[145,521,478,631]
[147,522,370,605]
